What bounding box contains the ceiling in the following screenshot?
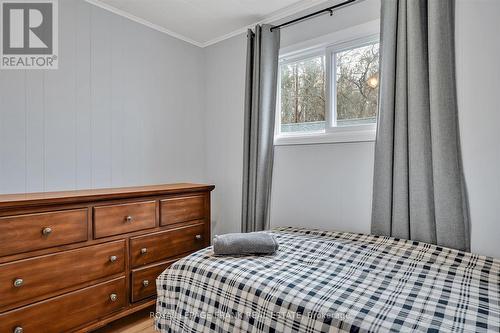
[85,0,332,47]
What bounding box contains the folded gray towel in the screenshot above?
[213,232,279,256]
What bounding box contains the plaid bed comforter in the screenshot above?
[155,227,500,332]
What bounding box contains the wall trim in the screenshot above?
[202,0,334,47]
[84,0,350,48]
[85,0,205,47]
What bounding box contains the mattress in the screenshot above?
[155,227,500,332]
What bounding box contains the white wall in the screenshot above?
[270,143,374,234]
[203,35,247,235]
[278,0,381,47]
[203,0,500,258]
[0,0,206,194]
[455,0,500,258]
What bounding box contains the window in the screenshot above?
[275,33,380,145]
[279,54,326,134]
[332,42,379,127]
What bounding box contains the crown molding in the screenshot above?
[201,0,332,47]
[85,0,337,48]
[85,0,204,47]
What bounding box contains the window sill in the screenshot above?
[274,127,376,146]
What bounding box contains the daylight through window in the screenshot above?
[280,55,326,133]
[277,35,380,142]
[334,42,379,126]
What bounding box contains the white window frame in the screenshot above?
[274,20,380,146]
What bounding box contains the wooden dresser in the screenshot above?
[0,183,214,333]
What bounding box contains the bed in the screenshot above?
[155,227,500,332]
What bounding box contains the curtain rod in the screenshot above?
[270,0,358,32]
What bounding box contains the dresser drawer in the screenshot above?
[0,240,125,310]
[160,195,205,226]
[94,201,156,238]
[0,209,88,257]
[131,259,175,303]
[0,277,126,333]
[130,222,206,267]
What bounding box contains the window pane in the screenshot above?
[280,55,326,133]
[335,42,379,126]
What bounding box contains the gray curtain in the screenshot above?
[241,25,280,232]
[372,0,470,251]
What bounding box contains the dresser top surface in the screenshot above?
[0,183,215,209]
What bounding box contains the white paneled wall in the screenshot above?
[0,0,206,194]
[455,0,500,258]
[203,35,247,235]
[270,142,374,234]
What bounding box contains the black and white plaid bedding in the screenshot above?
[155,227,500,332]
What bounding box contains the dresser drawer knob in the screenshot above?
[195,234,202,240]
[41,227,52,236]
[142,280,150,287]
[13,278,24,288]
[124,215,134,223]
[13,327,23,333]
[109,293,118,302]
[140,248,148,255]
[109,255,118,263]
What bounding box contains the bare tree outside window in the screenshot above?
[335,42,379,126]
[278,41,379,134]
[280,56,326,133]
